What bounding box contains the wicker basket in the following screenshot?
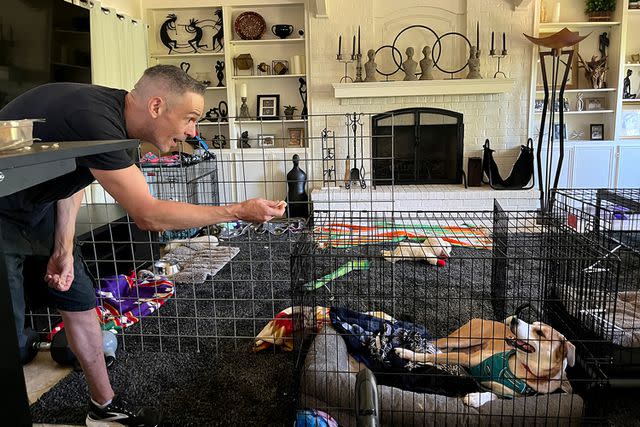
[588,11,612,22]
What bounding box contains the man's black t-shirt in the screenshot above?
[0,83,134,227]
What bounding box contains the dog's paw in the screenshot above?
[463,392,498,408]
[394,348,415,360]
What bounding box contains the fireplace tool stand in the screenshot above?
[344,112,366,189]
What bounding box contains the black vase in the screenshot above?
[272,24,293,39]
[286,154,309,219]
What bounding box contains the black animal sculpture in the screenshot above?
[185,18,207,52]
[212,9,224,52]
[160,13,178,54]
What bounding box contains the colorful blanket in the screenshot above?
[313,221,492,249]
[95,271,175,334]
[47,271,175,339]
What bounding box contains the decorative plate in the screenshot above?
[234,11,266,40]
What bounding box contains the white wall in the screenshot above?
[306,0,536,178]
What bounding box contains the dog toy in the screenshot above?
[302,260,370,291]
[381,237,451,266]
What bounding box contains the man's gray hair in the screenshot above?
[137,64,206,97]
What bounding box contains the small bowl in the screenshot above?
[154,261,180,276]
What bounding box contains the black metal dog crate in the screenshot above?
[291,203,601,425]
[545,188,640,382]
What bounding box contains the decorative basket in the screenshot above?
[588,11,612,22]
[234,11,266,40]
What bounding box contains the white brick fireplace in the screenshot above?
[306,0,538,212]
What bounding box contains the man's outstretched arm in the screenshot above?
[91,165,285,232]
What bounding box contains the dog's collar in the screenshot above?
[469,350,537,396]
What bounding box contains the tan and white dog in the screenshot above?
[394,316,575,407]
[381,237,452,266]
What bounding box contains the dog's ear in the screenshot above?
[564,341,576,367]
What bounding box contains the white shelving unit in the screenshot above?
[528,0,640,189]
[143,2,311,203]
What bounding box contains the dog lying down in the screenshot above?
[381,237,452,266]
[394,316,576,408]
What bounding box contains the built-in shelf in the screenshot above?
[229,38,304,45]
[150,52,224,59]
[234,119,307,124]
[54,28,89,35]
[620,135,640,139]
[205,86,226,90]
[232,74,306,80]
[333,78,516,99]
[539,21,621,30]
[197,122,229,126]
[535,88,616,93]
[533,110,615,115]
[624,63,640,67]
[622,99,640,104]
[51,62,90,70]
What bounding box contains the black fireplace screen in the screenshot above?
[372,108,463,186]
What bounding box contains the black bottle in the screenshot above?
[287,154,309,218]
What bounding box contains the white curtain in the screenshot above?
[90,3,147,90]
[88,3,148,204]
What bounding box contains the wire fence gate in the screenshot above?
[20,112,639,424]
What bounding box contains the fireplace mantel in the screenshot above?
[332,78,516,100]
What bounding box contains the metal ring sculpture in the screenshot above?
[391,24,442,75]
[432,31,472,75]
[374,45,403,78]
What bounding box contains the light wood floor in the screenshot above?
[24,352,79,426]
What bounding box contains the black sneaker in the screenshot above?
[86,395,162,426]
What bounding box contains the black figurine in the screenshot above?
[240,131,251,148]
[215,60,225,87]
[623,69,636,99]
[286,154,309,219]
[180,61,190,74]
[160,14,179,54]
[218,100,228,121]
[212,134,226,149]
[298,77,308,119]
[599,32,609,59]
[185,18,207,52]
[199,108,219,123]
[212,9,224,52]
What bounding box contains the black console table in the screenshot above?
[0,139,139,425]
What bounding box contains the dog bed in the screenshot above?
[300,325,583,426]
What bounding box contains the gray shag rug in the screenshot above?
[29,228,640,425]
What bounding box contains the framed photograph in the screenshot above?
[553,123,567,140]
[590,124,604,140]
[537,34,579,89]
[584,97,605,111]
[621,110,640,137]
[288,127,304,147]
[257,134,276,147]
[534,99,544,112]
[256,94,280,120]
[271,59,289,75]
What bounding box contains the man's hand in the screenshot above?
[44,251,75,292]
[233,198,286,223]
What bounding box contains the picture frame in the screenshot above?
[288,127,304,147]
[621,110,640,137]
[590,123,604,140]
[537,34,579,89]
[256,94,280,120]
[271,59,289,75]
[534,99,544,112]
[584,97,605,111]
[257,134,276,147]
[553,123,567,140]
